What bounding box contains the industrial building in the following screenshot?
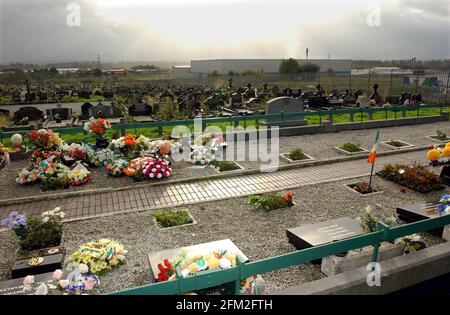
[190,59,352,75]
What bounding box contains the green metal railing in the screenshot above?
[110,214,450,295]
[1,104,448,143]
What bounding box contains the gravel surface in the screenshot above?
[1,121,448,201]
[0,176,447,294]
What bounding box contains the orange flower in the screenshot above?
[284,191,293,202]
[124,134,136,147]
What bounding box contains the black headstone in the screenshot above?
[396,203,443,235]
[13,106,44,123]
[129,102,152,116]
[89,103,112,118]
[81,102,93,118]
[11,253,64,279]
[286,217,363,251]
[440,166,450,186]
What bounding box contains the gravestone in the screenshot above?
[440,166,450,186]
[0,272,56,295]
[111,103,123,118]
[0,108,10,116]
[13,107,44,123]
[265,96,306,127]
[286,217,363,251]
[396,203,443,235]
[78,90,91,99]
[89,102,113,118]
[385,96,399,105]
[230,92,242,108]
[307,96,328,108]
[147,239,249,280]
[81,102,93,118]
[46,107,72,120]
[11,253,64,279]
[129,101,152,116]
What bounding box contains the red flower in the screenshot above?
[400,187,406,193]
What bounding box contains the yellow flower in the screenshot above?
[427,148,440,161]
[442,146,450,158]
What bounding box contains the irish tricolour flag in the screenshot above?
[367,130,380,164]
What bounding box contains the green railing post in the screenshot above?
[243,114,247,129]
[329,109,333,124]
[158,121,163,136]
[281,111,285,127]
[234,258,242,295]
[440,103,443,115]
[385,107,388,120]
[229,115,233,127]
[319,110,322,126]
[417,105,420,117]
[394,107,397,120]
[360,108,363,123]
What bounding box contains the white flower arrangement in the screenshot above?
[41,207,65,222]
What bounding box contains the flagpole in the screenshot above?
[368,161,375,189]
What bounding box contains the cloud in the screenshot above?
[0,0,448,64]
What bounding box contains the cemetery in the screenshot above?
[0,111,449,295]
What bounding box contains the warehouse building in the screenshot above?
[190,59,352,75]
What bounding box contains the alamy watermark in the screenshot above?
[66,2,81,27]
[170,117,280,172]
[366,2,381,27]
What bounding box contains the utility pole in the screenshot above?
[445,70,450,105]
[367,68,371,97]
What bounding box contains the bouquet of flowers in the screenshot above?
[0,144,9,164]
[10,133,25,154]
[25,129,61,150]
[1,208,64,251]
[37,158,70,191]
[67,165,92,186]
[87,148,115,167]
[69,239,128,275]
[84,117,111,137]
[157,249,237,282]
[141,158,172,179]
[22,265,100,295]
[123,157,153,177]
[16,167,40,184]
[427,142,450,166]
[106,158,129,177]
[29,148,61,167]
[190,144,217,165]
[110,134,137,158]
[61,143,93,165]
[436,194,450,215]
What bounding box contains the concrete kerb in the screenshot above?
[0,145,430,207]
[275,242,450,295]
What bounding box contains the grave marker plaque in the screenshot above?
[265,96,306,127]
[286,217,363,251]
[11,253,64,279]
[0,272,55,295]
[396,203,444,235]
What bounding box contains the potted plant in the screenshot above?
[1,208,65,254]
[426,143,450,185]
[249,191,294,212]
[84,117,111,149]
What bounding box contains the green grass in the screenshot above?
[152,209,193,228]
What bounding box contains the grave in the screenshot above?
[78,90,91,99]
[265,96,306,127]
[88,102,121,119]
[286,217,363,251]
[13,106,44,123]
[441,166,450,186]
[81,102,93,118]
[46,106,72,121]
[0,272,56,295]
[129,101,152,116]
[11,252,64,279]
[396,203,444,235]
[148,239,249,280]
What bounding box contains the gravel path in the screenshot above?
[1,176,447,294]
[1,121,448,201]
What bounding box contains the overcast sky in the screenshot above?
[0,0,449,64]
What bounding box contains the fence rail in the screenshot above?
[0,104,448,142]
[110,214,450,295]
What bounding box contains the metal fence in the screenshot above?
[110,214,450,295]
[1,104,448,143]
